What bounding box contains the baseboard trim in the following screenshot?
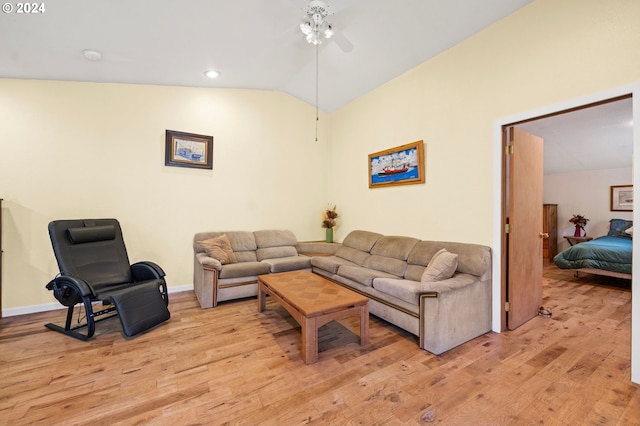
[1,284,194,318]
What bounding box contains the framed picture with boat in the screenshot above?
[165,130,213,169]
[368,140,425,188]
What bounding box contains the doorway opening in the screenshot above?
[502,95,633,330]
[493,84,638,383]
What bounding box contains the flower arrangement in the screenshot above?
[569,214,589,229]
[322,205,339,229]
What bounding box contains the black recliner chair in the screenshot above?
[45,218,170,340]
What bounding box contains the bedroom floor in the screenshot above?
[0,263,636,425]
[543,258,632,290]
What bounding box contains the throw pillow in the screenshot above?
[421,248,458,282]
[608,219,633,238]
[625,226,634,236]
[199,235,238,264]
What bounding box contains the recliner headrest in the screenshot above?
[66,225,116,244]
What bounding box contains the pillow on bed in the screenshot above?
[625,226,633,236]
[608,219,633,238]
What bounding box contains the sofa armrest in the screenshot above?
[193,253,220,308]
[195,252,222,270]
[418,273,476,293]
[419,276,492,355]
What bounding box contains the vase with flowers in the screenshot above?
[569,214,589,237]
[322,204,338,243]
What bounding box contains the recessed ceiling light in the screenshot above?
[82,49,102,61]
[204,70,220,79]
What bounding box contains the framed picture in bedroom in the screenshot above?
[165,130,213,169]
[368,140,425,188]
[610,185,633,211]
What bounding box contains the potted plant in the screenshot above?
[569,214,589,237]
[322,205,338,243]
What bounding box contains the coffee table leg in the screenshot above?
[360,304,369,346]
[257,281,266,312]
[302,317,318,364]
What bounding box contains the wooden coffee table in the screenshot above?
[258,270,369,364]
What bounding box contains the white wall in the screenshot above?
[0,80,329,311]
[545,168,633,252]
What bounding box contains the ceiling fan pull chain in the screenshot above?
[315,41,319,142]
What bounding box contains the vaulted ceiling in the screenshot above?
[1,0,533,111]
[1,0,633,173]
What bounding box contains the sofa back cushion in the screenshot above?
[193,231,258,262]
[254,229,298,247]
[364,255,407,277]
[342,230,383,251]
[335,230,382,266]
[370,236,419,260]
[405,240,491,281]
[254,230,299,261]
[362,236,419,277]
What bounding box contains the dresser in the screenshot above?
[542,204,558,261]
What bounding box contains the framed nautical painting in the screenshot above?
[165,130,213,169]
[368,140,425,188]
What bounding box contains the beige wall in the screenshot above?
[1,0,639,376]
[328,0,640,244]
[326,0,640,382]
[0,80,329,310]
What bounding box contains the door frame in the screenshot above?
[492,82,640,383]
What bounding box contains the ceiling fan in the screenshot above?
[298,0,354,52]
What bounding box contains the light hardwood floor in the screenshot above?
[1,263,638,425]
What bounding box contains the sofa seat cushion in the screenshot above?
[261,255,311,273]
[372,278,422,305]
[373,273,477,305]
[218,261,270,279]
[311,255,356,274]
[338,264,397,288]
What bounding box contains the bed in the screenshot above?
[553,219,633,280]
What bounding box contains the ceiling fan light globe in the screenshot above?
[324,25,333,38]
[306,32,321,45]
[300,16,313,35]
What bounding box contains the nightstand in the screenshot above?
[563,236,593,246]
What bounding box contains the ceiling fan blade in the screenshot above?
[332,32,353,53]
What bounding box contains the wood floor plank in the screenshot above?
[0,261,638,425]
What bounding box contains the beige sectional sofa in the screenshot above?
[193,230,314,308]
[193,228,491,355]
[310,230,492,355]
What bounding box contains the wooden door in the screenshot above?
[505,127,544,330]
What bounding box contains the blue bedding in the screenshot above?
[553,236,632,275]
